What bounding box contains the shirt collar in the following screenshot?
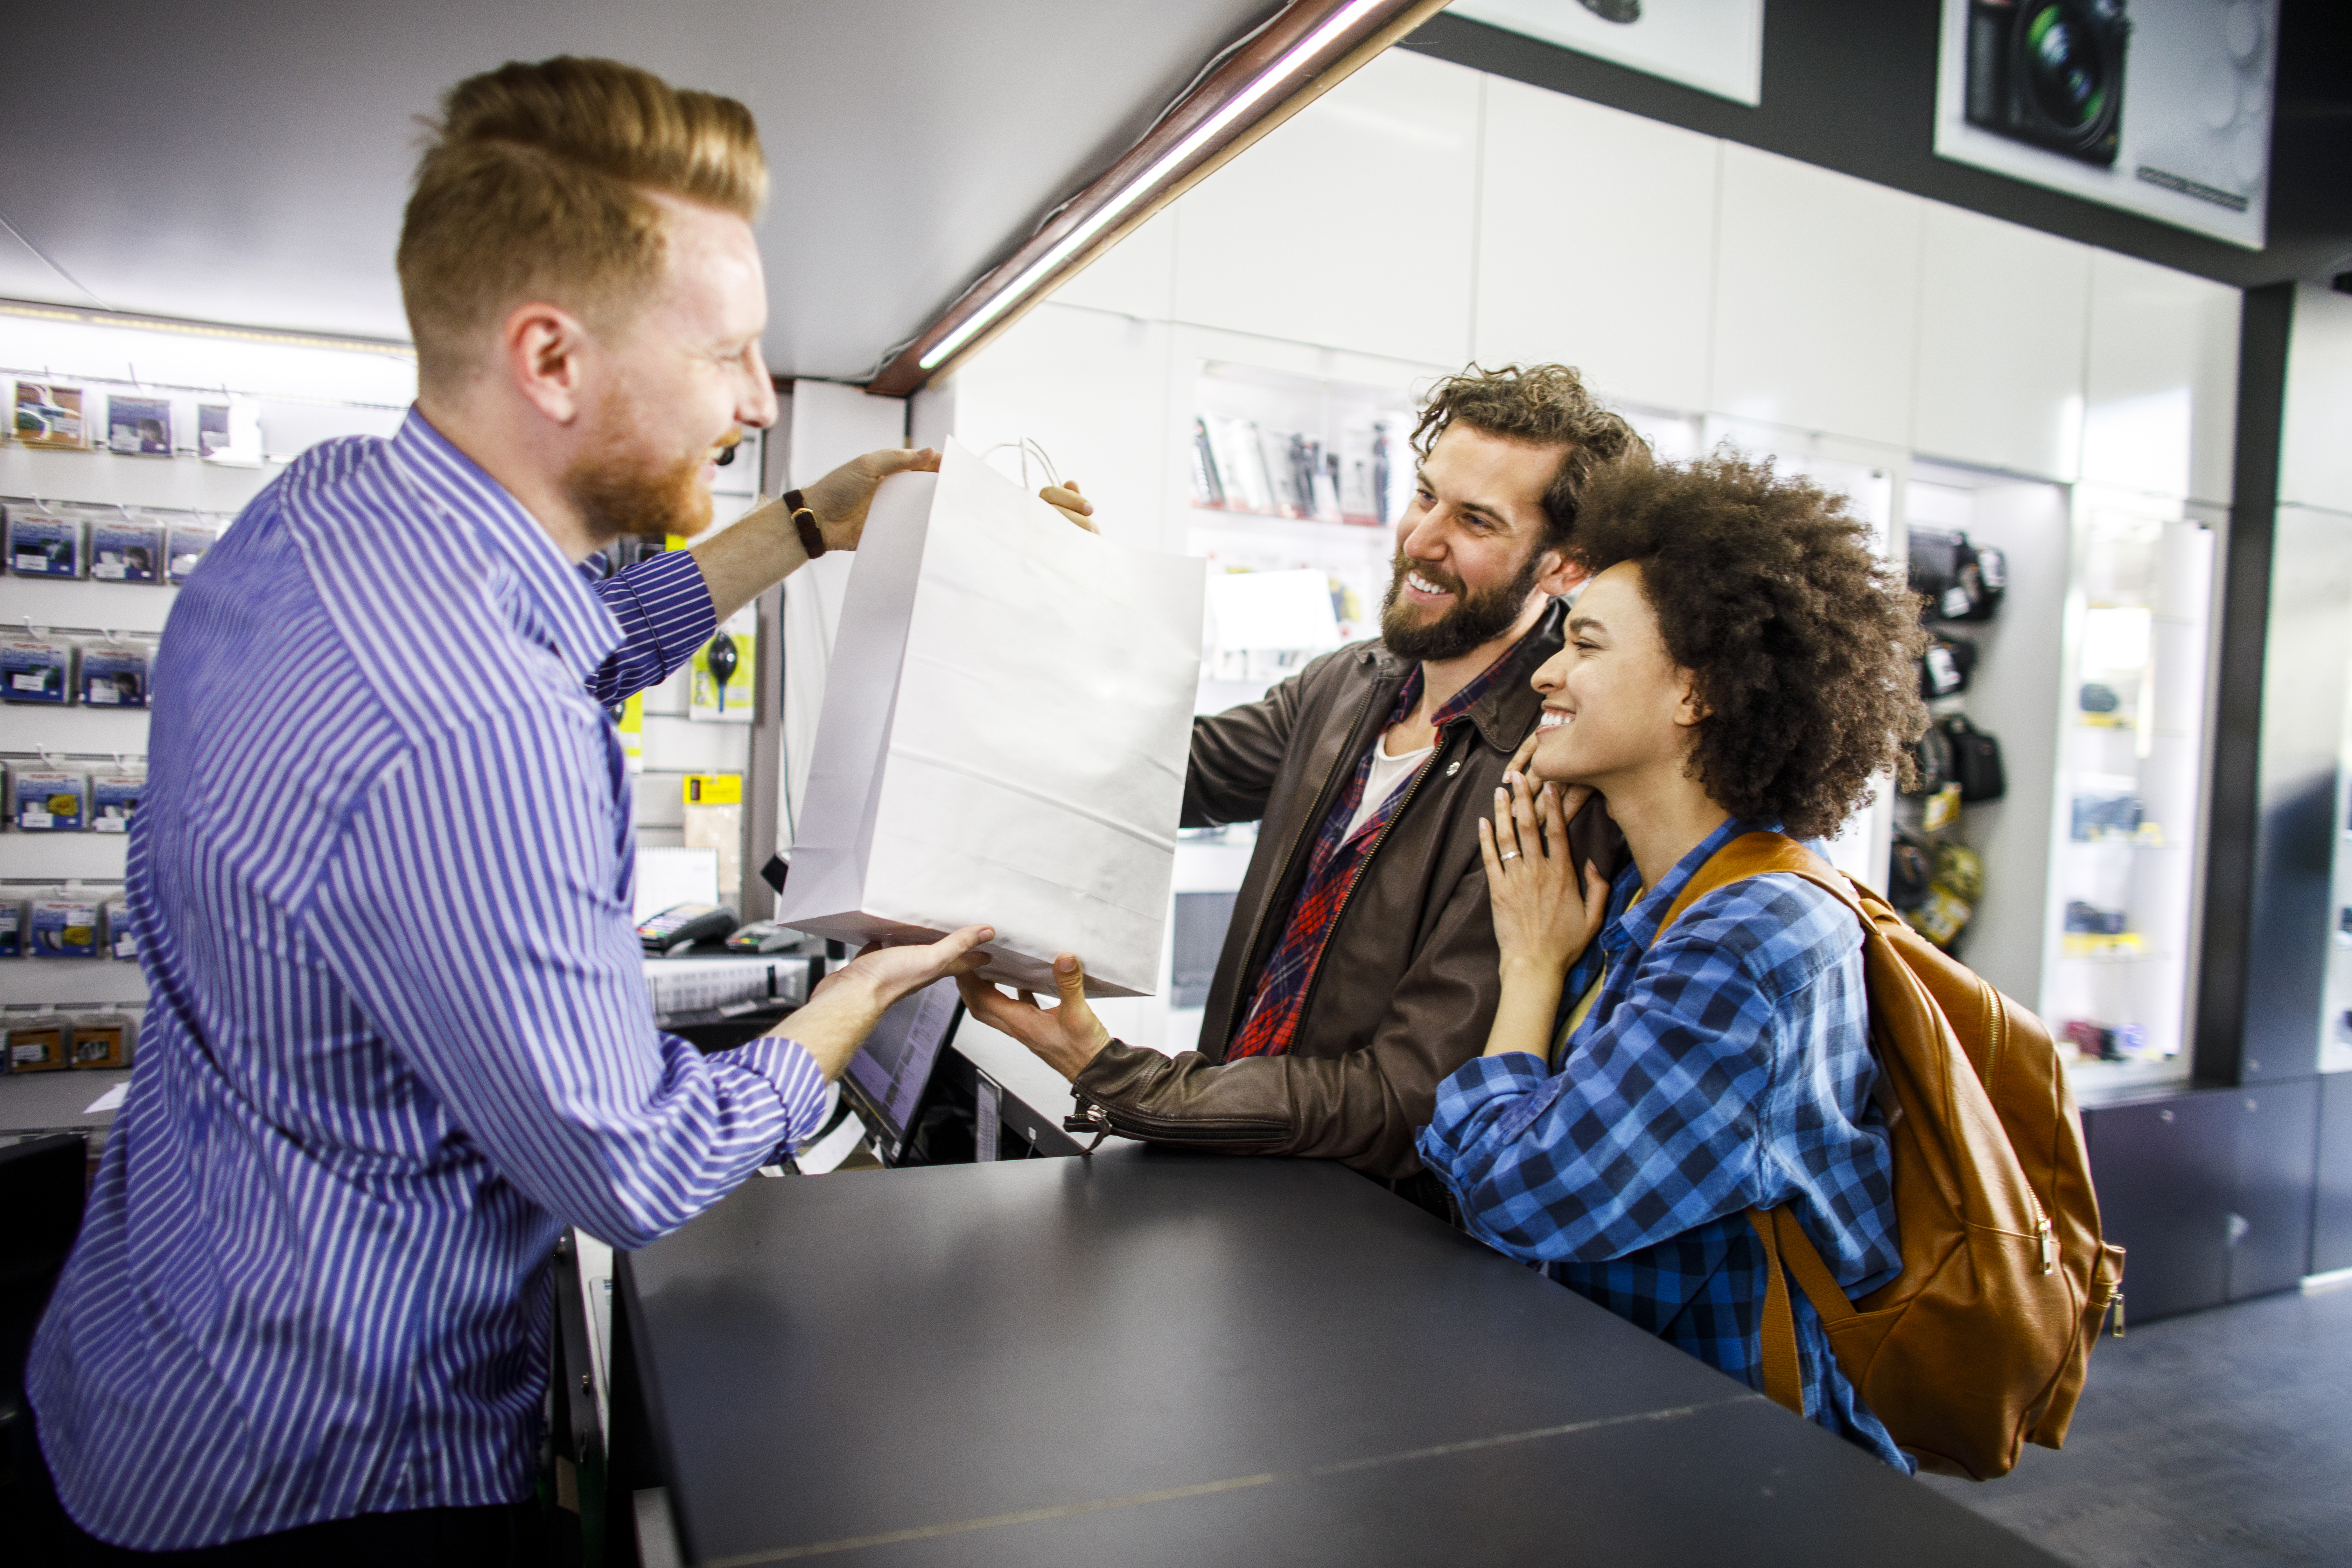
[1388,613,1550,733]
[1602,815,1753,960]
[389,407,622,685]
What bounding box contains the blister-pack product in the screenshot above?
[7,509,84,578]
[0,895,22,957]
[167,520,219,582]
[28,891,102,958]
[7,1016,69,1073]
[71,1010,134,1068]
[107,395,173,456]
[15,770,87,831]
[80,644,150,709]
[0,637,72,704]
[12,381,87,450]
[91,773,144,835]
[103,897,139,960]
[91,516,166,582]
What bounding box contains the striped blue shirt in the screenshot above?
[1416,818,1907,1468]
[29,409,827,1550]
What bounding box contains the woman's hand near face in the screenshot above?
[1482,772,1608,980]
[1479,772,1610,1064]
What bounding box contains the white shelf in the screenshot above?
[0,574,180,637]
[2064,1056,2191,1099]
[0,959,146,1007]
[0,1067,133,1134]
[0,832,128,880]
[1,705,153,755]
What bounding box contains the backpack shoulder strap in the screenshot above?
[1655,831,1842,939]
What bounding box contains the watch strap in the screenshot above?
[784,489,825,559]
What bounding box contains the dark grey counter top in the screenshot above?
[620,1146,2060,1567]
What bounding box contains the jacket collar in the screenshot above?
[388,407,621,686]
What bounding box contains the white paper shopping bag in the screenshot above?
[777,439,1205,997]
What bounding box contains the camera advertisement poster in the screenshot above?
[1934,0,2276,249]
[1448,0,1764,106]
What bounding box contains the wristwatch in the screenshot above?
[784,489,825,559]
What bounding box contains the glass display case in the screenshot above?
[1185,360,1410,716]
[2042,497,2218,1091]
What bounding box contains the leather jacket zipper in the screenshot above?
[1208,678,1384,1057]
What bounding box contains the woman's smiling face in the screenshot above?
[1527,561,1701,792]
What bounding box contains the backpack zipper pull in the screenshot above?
[2109,1290,2126,1339]
[2037,1214,2054,1275]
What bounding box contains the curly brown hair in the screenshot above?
[1569,453,1930,840]
[1412,364,1645,551]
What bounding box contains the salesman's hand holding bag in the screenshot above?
[778,439,1205,998]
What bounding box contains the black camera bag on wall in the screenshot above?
[1908,528,2007,623]
[1904,721,1954,797]
[1918,634,1977,700]
[1941,714,2007,803]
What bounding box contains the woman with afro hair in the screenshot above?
[1416,451,1930,1468]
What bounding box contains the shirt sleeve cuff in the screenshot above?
[607,547,719,676]
[1429,1051,1560,1149]
[720,1034,832,1151]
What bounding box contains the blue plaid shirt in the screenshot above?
[1417,817,1908,1469]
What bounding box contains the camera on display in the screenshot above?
[1965,0,2130,168]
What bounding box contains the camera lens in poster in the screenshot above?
[1935,0,2277,249]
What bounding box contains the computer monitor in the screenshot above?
[842,979,962,1163]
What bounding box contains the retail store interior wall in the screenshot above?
[2243,285,2352,1086]
[936,47,2242,1070]
[0,306,772,1030]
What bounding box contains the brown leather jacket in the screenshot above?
[1074,599,1618,1180]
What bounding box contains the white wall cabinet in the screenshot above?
[1170,49,1480,371]
[2281,284,2352,517]
[1910,205,2090,482]
[1474,80,1718,414]
[2082,252,2241,508]
[1709,145,1925,451]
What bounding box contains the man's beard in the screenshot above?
[1379,548,1546,663]
[562,404,714,550]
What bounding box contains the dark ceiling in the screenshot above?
[0,0,1279,377]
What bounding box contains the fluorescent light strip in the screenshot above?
[917,0,1388,370]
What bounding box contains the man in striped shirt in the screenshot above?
[21,59,1007,1561]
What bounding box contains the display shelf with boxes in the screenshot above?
[1891,463,2070,1043]
[2042,493,2220,1092]
[3,303,418,904]
[1185,359,1414,715]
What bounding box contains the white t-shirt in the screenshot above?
[1344,735,1434,843]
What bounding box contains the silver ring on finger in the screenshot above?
[1499,850,1520,862]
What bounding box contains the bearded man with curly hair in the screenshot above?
[1415,452,1931,1469]
[964,364,1643,1215]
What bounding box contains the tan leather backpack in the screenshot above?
[1657,832,2126,1480]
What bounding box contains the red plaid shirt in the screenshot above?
[1226,644,1526,1060]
